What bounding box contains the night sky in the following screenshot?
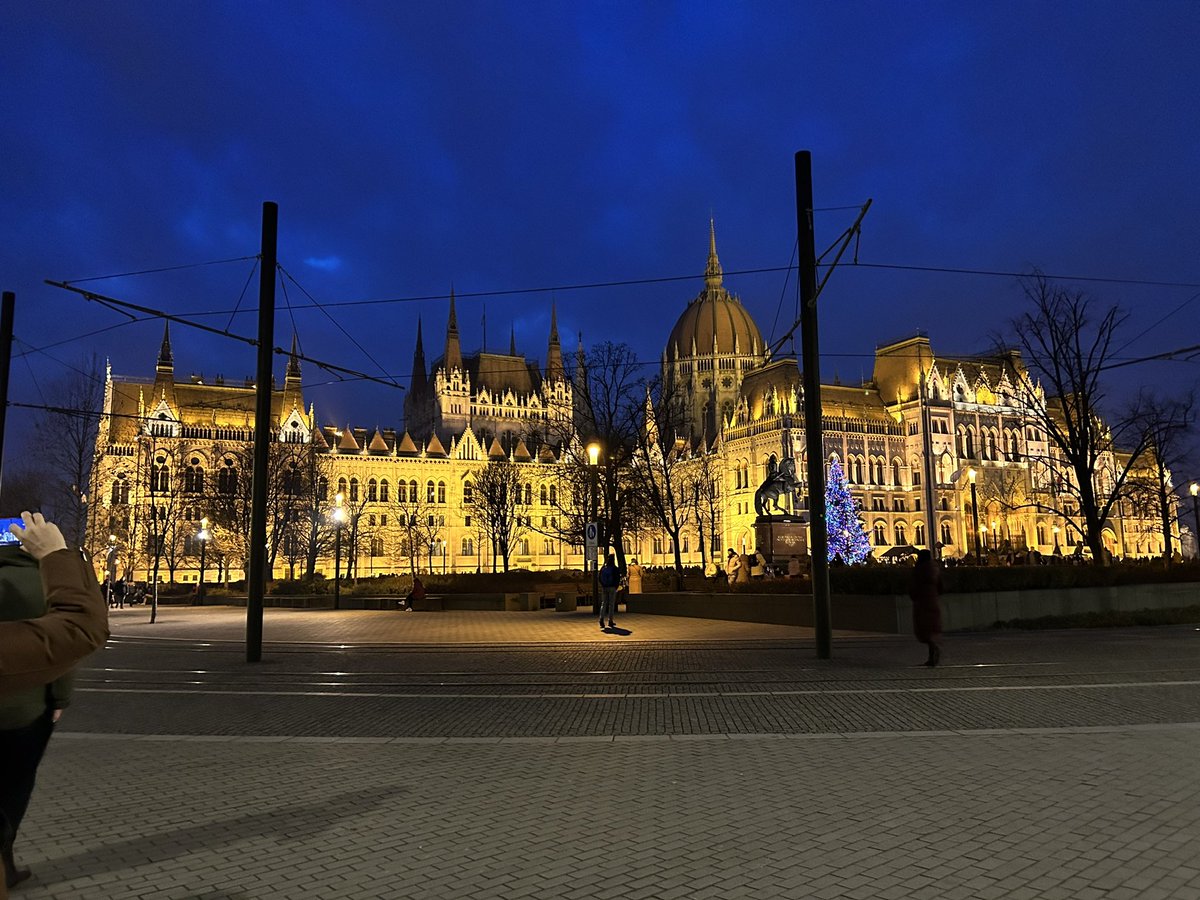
[3,3,1199,477]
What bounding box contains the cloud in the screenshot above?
[304,256,343,271]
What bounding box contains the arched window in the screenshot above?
[1037,524,1047,545]
[914,523,926,546]
[438,481,447,504]
[463,481,473,504]
[397,480,407,503]
[872,459,884,485]
[461,536,474,556]
[851,458,864,484]
[219,461,238,496]
[151,459,171,494]
[540,485,548,505]
[184,459,204,494]
[940,496,950,511]
[894,523,907,545]
[940,522,952,546]
[523,484,531,505]
[873,523,886,546]
[380,480,390,503]
[317,475,328,500]
[349,478,359,502]
[284,464,301,496]
[370,537,384,557]
[1008,432,1020,461]
[892,460,902,486]
[427,480,435,503]
[409,479,418,502]
[549,485,557,505]
[111,473,130,505]
[367,478,378,502]
[985,430,997,461]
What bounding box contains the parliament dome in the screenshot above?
[665,222,765,363]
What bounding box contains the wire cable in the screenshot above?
[61,255,260,285]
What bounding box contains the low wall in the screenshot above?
[627,581,1200,633]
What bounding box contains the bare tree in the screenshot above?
[1125,393,1194,563]
[469,458,527,572]
[629,377,693,588]
[573,341,645,569]
[388,477,440,574]
[1006,273,1152,564]
[687,443,723,570]
[26,355,104,546]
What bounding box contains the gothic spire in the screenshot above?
[410,317,428,394]
[509,323,517,356]
[546,300,564,380]
[285,332,302,384]
[705,217,723,291]
[444,287,462,372]
[156,321,173,372]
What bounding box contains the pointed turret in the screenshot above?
[705,218,723,291]
[156,322,174,374]
[410,317,428,395]
[444,288,463,372]
[509,323,517,357]
[285,333,302,385]
[546,301,564,380]
[337,425,360,453]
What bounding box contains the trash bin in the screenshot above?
[555,590,578,612]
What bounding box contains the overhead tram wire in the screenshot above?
[60,255,261,286]
[278,263,403,389]
[43,280,405,392]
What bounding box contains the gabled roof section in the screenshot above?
[337,425,360,452]
[538,444,558,463]
[368,429,390,453]
[487,437,506,459]
[397,431,419,455]
[513,438,532,462]
[425,433,447,457]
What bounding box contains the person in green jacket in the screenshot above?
[0,512,108,892]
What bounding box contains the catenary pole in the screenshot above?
[246,202,278,663]
[0,292,13,497]
[795,152,832,659]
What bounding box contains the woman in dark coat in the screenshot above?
[909,549,943,667]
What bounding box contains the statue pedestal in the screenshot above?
[754,517,808,563]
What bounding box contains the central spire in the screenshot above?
[705,218,723,291]
[444,287,463,372]
[156,321,174,372]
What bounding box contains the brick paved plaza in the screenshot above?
[13,606,1200,899]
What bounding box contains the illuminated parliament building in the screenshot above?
[89,224,1170,584]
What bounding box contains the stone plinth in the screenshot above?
[754,517,808,563]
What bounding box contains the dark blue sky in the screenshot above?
[3,2,1199,473]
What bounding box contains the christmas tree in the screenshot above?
[825,456,873,564]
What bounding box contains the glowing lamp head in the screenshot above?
[1191,483,1198,498]
[967,468,976,484]
[587,442,601,467]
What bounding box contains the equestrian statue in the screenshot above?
[754,454,802,518]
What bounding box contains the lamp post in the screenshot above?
[1190,483,1199,560]
[196,517,209,604]
[332,493,346,611]
[587,440,601,606]
[1052,524,1061,555]
[990,520,999,555]
[967,467,980,564]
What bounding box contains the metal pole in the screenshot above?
[198,537,206,604]
[333,524,341,610]
[590,471,599,608]
[970,480,981,564]
[796,151,831,659]
[0,291,15,496]
[1192,492,1199,560]
[246,201,277,663]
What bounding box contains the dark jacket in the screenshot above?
[908,558,943,643]
[0,548,109,696]
[598,562,620,588]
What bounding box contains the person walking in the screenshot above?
[909,549,943,667]
[597,552,621,629]
[0,512,108,893]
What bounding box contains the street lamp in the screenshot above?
[1052,524,1061,555]
[332,492,346,611]
[196,517,209,604]
[990,520,999,554]
[1190,483,1199,560]
[106,534,117,603]
[967,468,980,564]
[587,440,601,605]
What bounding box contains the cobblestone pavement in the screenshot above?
[12,608,1200,899]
